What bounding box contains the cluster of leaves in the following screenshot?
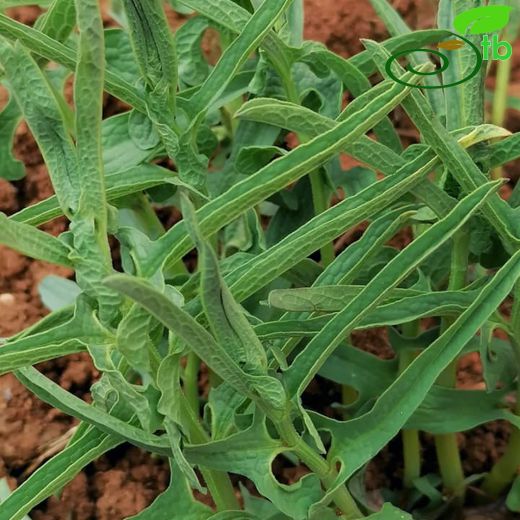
[0,0,520,518]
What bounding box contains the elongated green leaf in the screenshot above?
[122,0,177,102]
[0,426,121,520]
[284,181,501,397]
[366,39,520,249]
[0,213,72,266]
[268,286,422,312]
[180,0,450,76]
[141,69,423,275]
[71,0,120,324]
[0,13,147,112]
[15,367,172,455]
[188,0,291,116]
[182,193,268,373]
[270,283,477,309]
[309,249,520,513]
[0,336,85,375]
[74,0,108,225]
[105,275,287,414]
[237,99,513,218]
[256,289,481,340]
[0,38,79,216]
[11,164,191,227]
[221,152,438,308]
[315,207,414,287]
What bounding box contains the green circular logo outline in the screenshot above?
[385,32,483,89]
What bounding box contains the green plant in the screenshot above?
[1,0,520,518]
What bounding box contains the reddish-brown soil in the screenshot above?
[1,1,519,519]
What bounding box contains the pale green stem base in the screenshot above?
[433,231,469,499]
[482,283,520,498]
[182,394,239,511]
[185,352,201,414]
[400,324,421,488]
[402,429,421,488]
[491,54,511,180]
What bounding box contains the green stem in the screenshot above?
[309,169,335,266]
[434,230,469,499]
[491,53,511,180]
[185,352,201,414]
[481,281,520,498]
[277,417,363,519]
[402,429,421,489]
[481,420,520,498]
[181,393,239,511]
[399,323,421,488]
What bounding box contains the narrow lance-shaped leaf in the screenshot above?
[122,0,177,105]
[0,213,73,267]
[11,164,199,227]
[187,0,291,116]
[74,0,109,229]
[180,0,450,76]
[141,67,426,276]
[0,426,121,520]
[284,181,502,397]
[254,290,484,340]
[121,0,179,161]
[0,298,112,374]
[315,207,415,287]
[0,37,80,217]
[0,12,146,110]
[71,0,121,324]
[268,286,475,314]
[365,39,520,250]
[105,275,287,415]
[15,366,172,456]
[175,0,292,188]
[236,99,512,218]
[181,192,268,373]
[310,248,520,512]
[221,150,439,307]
